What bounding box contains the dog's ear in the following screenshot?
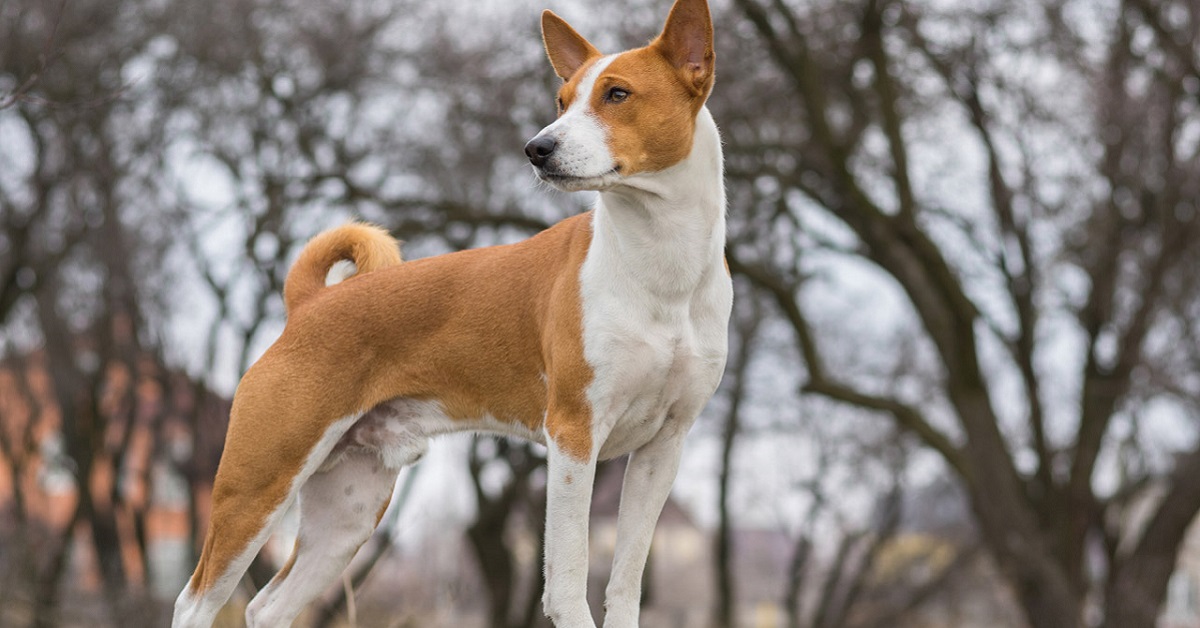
[541,10,602,80]
[653,0,715,96]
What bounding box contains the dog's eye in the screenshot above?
[556,96,565,112]
[606,87,630,103]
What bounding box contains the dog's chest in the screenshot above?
[579,264,731,460]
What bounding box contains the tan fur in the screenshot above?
[283,222,403,313]
[550,0,714,176]
[187,214,595,594]
[541,11,602,80]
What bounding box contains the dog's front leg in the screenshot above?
[602,418,694,628]
[542,434,600,628]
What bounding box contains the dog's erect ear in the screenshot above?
[541,10,602,80]
[653,0,715,95]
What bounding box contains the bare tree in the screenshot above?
[17,1,1198,627]
[721,0,1200,626]
[0,0,222,623]
[712,289,761,627]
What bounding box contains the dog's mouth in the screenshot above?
[534,166,621,191]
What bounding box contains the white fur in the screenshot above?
[325,259,358,286]
[602,429,690,627]
[540,107,731,628]
[532,55,622,191]
[581,109,729,459]
[542,436,606,628]
[244,450,397,627]
[335,398,547,469]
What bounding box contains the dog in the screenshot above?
[172,0,728,625]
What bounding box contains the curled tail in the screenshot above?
[283,222,402,313]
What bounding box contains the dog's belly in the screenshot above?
[329,397,547,471]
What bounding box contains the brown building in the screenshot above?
[0,350,229,624]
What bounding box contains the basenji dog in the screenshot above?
[172,0,729,625]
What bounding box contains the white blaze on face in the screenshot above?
[535,54,617,181]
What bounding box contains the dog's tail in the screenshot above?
[283,222,402,313]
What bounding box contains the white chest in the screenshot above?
[579,251,732,460]
[573,106,732,460]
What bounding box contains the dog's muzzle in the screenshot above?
[524,135,557,168]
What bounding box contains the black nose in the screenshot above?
[524,136,557,167]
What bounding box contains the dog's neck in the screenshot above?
[589,107,725,298]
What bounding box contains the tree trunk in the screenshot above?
[1012,577,1084,628]
[713,412,737,628]
[1101,448,1200,628]
[1103,559,1174,628]
[464,441,544,628]
[31,506,81,628]
[783,536,811,628]
[468,516,516,628]
[91,504,131,621]
[516,489,549,628]
[713,302,757,628]
[972,504,1081,628]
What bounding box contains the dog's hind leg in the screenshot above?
[243,448,401,628]
[172,409,360,628]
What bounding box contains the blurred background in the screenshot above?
[2,0,1200,626]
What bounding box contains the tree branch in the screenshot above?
[862,0,918,220]
[727,252,970,480]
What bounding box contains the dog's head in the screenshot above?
[526,0,714,192]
